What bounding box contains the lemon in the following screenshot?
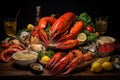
[94,56,110,64]
[91,62,102,72]
[95,32,100,37]
[27,24,34,30]
[102,62,113,71]
[77,33,87,41]
[40,56,50,63]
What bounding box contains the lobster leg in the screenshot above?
[46,52,62,69]
[55,39,79,49]
[49,52,74,75]
[38,29,49,46]
[61,57,80,75]
[61,49,84,74]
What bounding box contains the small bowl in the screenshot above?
[30,63,43,74]
[111,55,120,69]
[98,36,115,44]
[12,50,38,67]
[97,51,113,57]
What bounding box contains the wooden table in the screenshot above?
[0,61,120,80]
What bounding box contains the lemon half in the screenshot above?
[77,33,87,41]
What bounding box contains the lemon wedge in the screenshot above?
[40,56,50,63]
[77,33,87,41]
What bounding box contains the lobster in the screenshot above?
[0,44,23,62]
[32,16,56,46]
[46,49,84,75]
[31,12,84,49]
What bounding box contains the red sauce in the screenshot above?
[98,43,115,53]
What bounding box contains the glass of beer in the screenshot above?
[3,18,17,36]
[95,17,108,35]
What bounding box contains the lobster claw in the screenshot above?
[38,17,56,29]
[56,39,80,49]
[49,12,76,39]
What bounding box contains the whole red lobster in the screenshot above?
[32,12,83,49]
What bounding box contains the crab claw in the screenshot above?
[56,39,80,49]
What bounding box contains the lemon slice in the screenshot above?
[27,24,34,30]
[77,33,87,41]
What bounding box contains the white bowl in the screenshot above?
[12,50,38,67]
[98,36,115,44]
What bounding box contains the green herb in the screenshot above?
[82,30,97,41]
[77,12,95,28]
[45,49,55,58]
[38,51,43,59]
[45,24,50,35]
[51,14,56,17]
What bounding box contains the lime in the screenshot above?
[27,24,34,30]
[102,61,113,71]
[77,33,87,41]
[91,62,102,72]
[40,56,50,63]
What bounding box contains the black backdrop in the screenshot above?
[0,0,119,41]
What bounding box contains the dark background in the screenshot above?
[0,0,119,41]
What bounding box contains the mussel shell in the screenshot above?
[30,63,43,74]
[111,55,120,69]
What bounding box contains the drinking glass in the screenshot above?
[3,18,17,36]
[95,17,108,35]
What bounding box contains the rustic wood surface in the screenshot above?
[0,61,120,80]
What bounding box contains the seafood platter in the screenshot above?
[0,12,119,75]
